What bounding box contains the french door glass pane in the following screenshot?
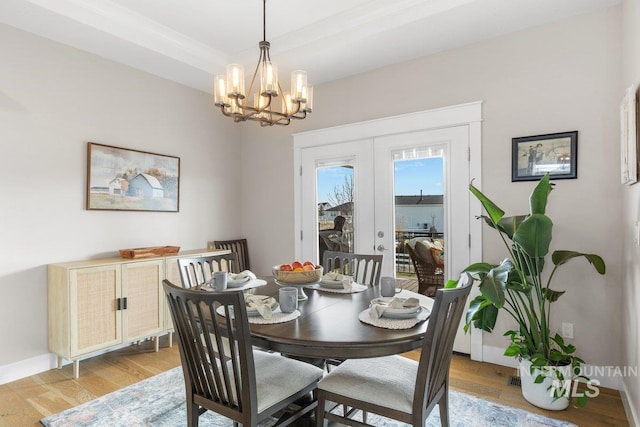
[393,147,444,279]
[317,163,354,262]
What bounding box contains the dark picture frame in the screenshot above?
[86,142,180,212]
[512,131,578,182]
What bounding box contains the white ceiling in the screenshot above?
[0,0,620,93]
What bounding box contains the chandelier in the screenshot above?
[213,0,313,126]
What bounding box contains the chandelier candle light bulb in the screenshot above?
[292,70,307,101]
[214,75,226,106]
[261,62,277,95]
[226,64,245,97]
[213,0,313,126]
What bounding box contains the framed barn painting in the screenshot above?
[86,142,180,212]
[511,131,578,182]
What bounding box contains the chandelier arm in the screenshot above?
[273,118,292,126]
[246,48,265,102]
[234,93,274,115]
[290,110,308,120]
[289,101,301,115]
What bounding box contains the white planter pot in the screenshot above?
[519,359,571,411]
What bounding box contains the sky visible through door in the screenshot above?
[317,158,443,202]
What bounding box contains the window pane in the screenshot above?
[317,164,354,261]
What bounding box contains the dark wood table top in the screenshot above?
[246,278,434,359]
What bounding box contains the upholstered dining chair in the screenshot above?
[322,251,383,287]
[315,273,473,427]
[210,238,250,273]
[177,253,239,288]
[163,279,324,427]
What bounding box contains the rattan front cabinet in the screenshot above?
[48,258,164,378]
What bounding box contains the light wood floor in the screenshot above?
[0,337,628,426]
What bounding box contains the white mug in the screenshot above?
[212,271,228,291]
[279,287,298,313]
[380,276,398,297]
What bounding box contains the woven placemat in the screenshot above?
[358,306,430,329]
[215,305,300,324]
[311,283,368,294]
[230,278,267,292]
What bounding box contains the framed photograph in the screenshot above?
[620,84,638,185]
[512,131,578,182]
[87,142,180,212]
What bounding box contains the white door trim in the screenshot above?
[293,101,484,360]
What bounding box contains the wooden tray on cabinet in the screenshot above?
[119,246,180,259]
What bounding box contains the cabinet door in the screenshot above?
[122,259,164,341]
[69,265,122,356]
[164,257,183,331]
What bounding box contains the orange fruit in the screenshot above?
[279,264,293,271]
[293,267,303,272]
[302,264,314,271]
[291,261,303,269]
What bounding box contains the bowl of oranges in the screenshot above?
[272,261,323,284]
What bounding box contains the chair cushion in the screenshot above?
[430,247,444,266]
[318,355,418,414]
[254,350,324,413]
[414,240,435,264]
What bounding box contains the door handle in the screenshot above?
[377,244,387,251]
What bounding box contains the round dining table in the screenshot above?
[245,278,434,360]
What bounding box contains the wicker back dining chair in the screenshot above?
[177,253,239,289]
[405,242,445,296]
[322,251,383,287]
[315,273,473,427]
[163,279,324,427]
[210,238,250,272]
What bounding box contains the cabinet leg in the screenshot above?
[57,356,63,369]
[169,332,173,347]
[73,360,80,379]
[155,336,160,352]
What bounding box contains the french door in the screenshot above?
[298,127,469,275]
[293,103,482,356]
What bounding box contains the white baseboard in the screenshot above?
[0,353,58,385]
[0,337,167,385]
[481,345,622,390]
[620,380,639,427]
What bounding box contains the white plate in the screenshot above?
[227,276,251,288]
[382,306,429,319]
[370,297,422,315]
[246,298,278,316]
[320,279,344,289]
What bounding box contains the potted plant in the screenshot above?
[463,173,606,409]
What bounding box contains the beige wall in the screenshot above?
[241,6,624,382]
[0,24,241,367]
[622,0,640,422]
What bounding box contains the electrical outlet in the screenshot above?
[562,322,574,339]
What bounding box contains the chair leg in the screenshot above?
[316,392,326,427]
[438,388,449,427]
[186,395,199,427]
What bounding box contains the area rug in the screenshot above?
[41,366,576,427]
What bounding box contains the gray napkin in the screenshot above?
[370,297,420,319]
[245,295,275,319]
